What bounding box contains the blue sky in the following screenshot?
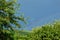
[18,0,60,30]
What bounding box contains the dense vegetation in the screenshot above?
[0,0,60,40]
[0,0,25,40]
[18,21,60,40]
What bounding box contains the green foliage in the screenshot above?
[0,30,14,40]
[0,0,25,30]
[27,21,60,40]
[17,21,60,40]
[0,0,25,40]
[0,0,60,40]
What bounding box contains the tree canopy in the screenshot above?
[0,0,60,40]
[0,0,25,31]
[0,0,25,40]
[18,21,60,40]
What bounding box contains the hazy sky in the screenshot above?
[18,0,60,30]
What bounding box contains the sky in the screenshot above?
[18,0,60,30]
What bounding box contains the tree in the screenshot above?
[19,21,60,40]
[27,21,60,40]
[0,0,25,40]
